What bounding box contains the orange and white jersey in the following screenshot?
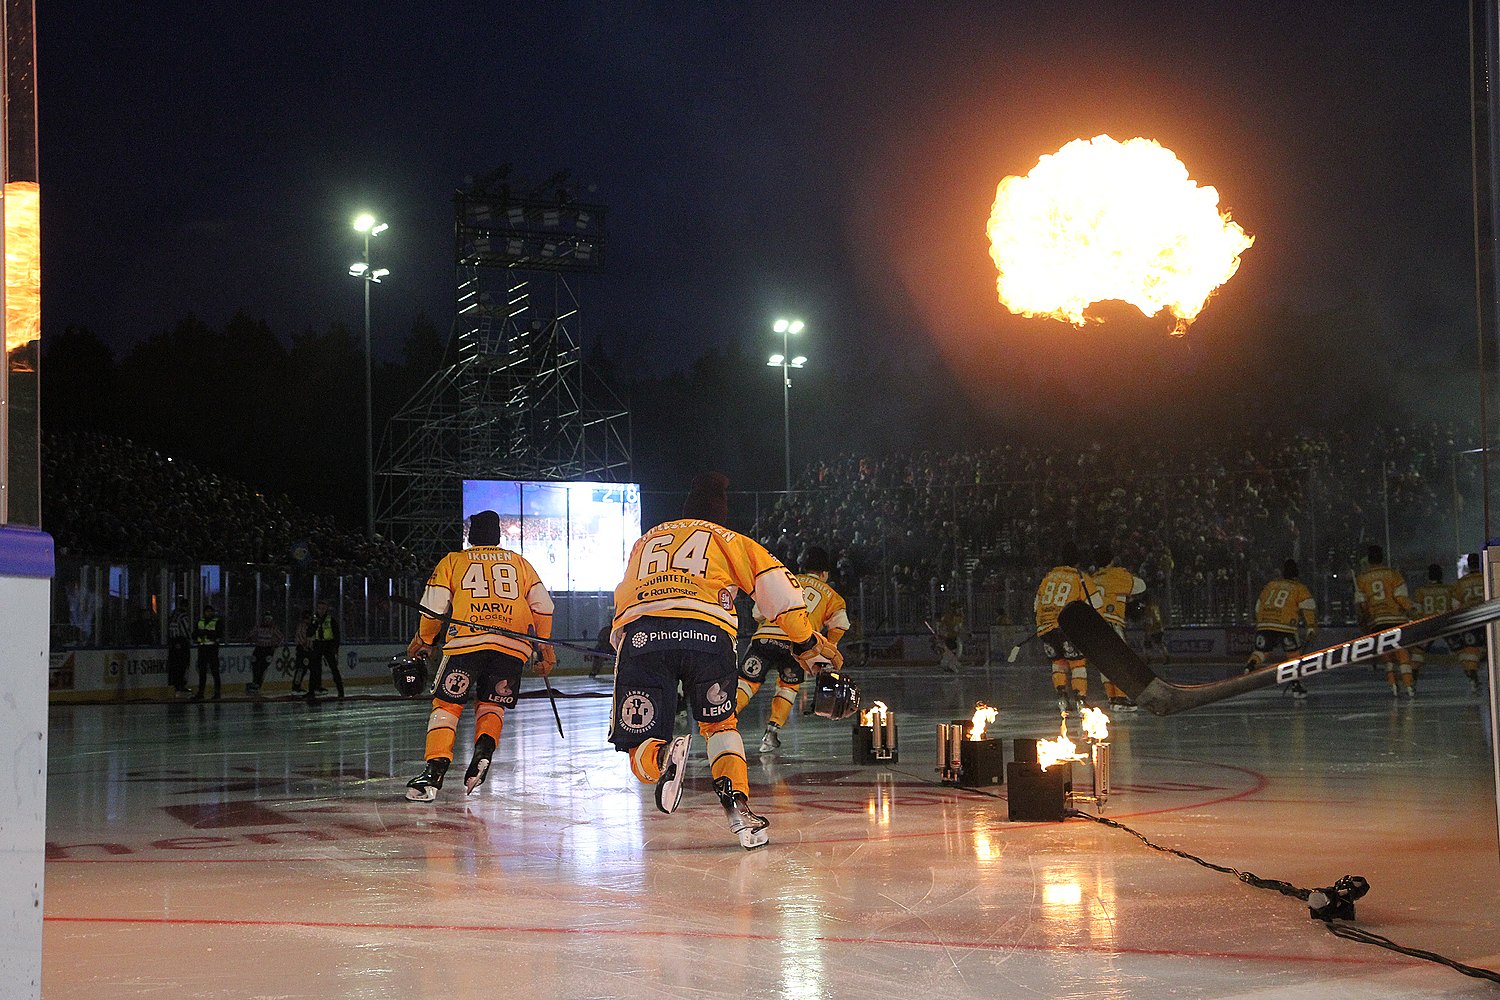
[418,546,553,659]
[754,574,850,644]
[1412,583,1453,618]
[1091,564,1146,629]
[1354,566,1413,626]
[1034,565,1097,635]
[1453,571,1486,609]
[1253,577,1317,633]
[613,519,812,647]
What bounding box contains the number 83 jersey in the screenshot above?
[418,546,554,659]
[612,519,813,647]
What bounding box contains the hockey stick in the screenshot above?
[1007,629,1040,663]
[1058,596,1500,716]
[530,625,566,740]
[391,594,601,655]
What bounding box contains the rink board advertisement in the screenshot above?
[48,642,408,699]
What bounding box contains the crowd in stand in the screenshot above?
[755,423,1476,604]
[42,432,420,574]
[40,421,1478,617]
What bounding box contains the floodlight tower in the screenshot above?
[348,212,389,539]
[377,170,631,564]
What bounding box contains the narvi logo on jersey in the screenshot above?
[1276,627,1403,684]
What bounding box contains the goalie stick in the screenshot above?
[1058,595,1500,716]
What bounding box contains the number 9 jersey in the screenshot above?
[612,519,813,647]
[417,546,554,659]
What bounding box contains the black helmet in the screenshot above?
[389,654,429,698]
[804,669,860,721]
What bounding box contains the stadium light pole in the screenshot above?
[349,213,389,540]
[768,319,806,495]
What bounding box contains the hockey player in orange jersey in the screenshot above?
[1354,544,1416,698]
[403,509,556,801]
[610,473,838,849]
[1410,563,1454,683]
[736,545,851,754]
[1035,541,1101,715]
[1091,545,1147,711]
[1451,553,1487,696]
[1246,559,1318,699]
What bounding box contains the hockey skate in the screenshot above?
[405,758,449,802]
[654,736,691,814]
[758,723,782,754]
[716,776,770,849]
[464,735,496,795]
[1055,688,1072,716]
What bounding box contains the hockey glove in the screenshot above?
[536,644,557,676]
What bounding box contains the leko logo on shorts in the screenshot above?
[618,690,656,734]
[705,682,729,706]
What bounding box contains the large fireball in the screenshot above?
[985,135,1253,334]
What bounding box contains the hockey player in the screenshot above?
[1035,542,1101,714]
[609,472,838,849]
[936,601,964,674]
[1247,559,1317,699]
[1091,545,1147,711]
[736,545,851,754]
[1354,545,1416,698]
[403,509,555,801]
[1451,553,1486,695]
[1410,563,1454,683]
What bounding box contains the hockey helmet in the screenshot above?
[389,654,429,698]
[805,669,860,721]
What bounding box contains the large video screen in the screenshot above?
[461,480,642,593]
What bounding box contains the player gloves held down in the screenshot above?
[793,632,843,672]
[405,636,557,675]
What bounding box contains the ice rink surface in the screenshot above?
[42,660,1500,999]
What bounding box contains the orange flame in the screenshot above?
[860,700,889,727]
[1080,706,1110,741]
[1037,721,1085,771]
[970,703,998,740]
[986,135,1252,334]
[5,181,39,353]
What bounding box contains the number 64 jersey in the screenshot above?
[611,519,813,648]
[417,545,555,659]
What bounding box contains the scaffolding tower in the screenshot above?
[376,170,631,564]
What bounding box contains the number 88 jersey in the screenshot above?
[612,518,812,647]
[418,545,554,659]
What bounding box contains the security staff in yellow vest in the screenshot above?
[191,604,224,702]
[307,599,344,703]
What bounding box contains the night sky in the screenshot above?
[37,3,1478,424]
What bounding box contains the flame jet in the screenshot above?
[986,135,1253,334]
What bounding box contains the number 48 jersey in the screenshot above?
[612,519,813,647]
[417,545,554,659]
